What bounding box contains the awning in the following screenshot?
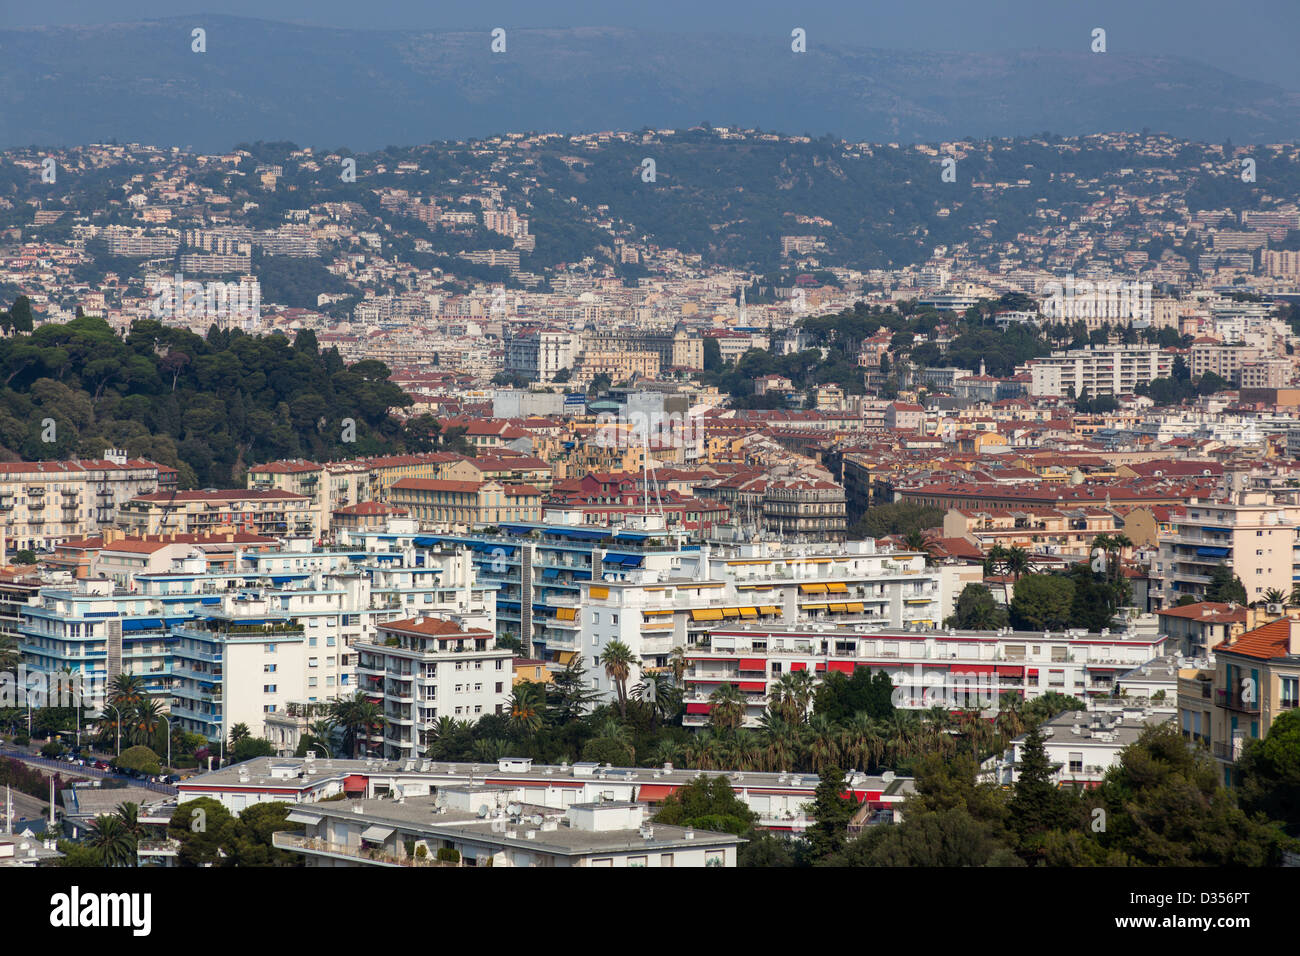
[738,681,766,692]
[996,665,1024,676]
[803,603,828,611]
[589,586,610,600]
[555,607,577,621]
[760,605,782,615]
[956,665,995,675]
[829,603,847,613]
[845,602,865,613]
[361,825,394,841]
[1196,546,1230,558]
[343,774,368,793]
[826,582,848,593]
[542,568,560,579]
[827,661,855,674]
[122,618,163,631]
[686,702,711,714]
[721,607,740,617]
[637,784,680,801]
[286,809,320,825]
[738,606,758,618]
[1027,669,1039,677]
[799,583,828,594]
[691,609,724,622]
[738,658,766,671]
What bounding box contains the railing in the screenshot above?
[273,831,456,867]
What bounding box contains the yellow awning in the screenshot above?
[799,583,828,594]
[589,586,610,600]
[643,609,673,617]
[721,607,740,617]
[826,582,848,593]
[845,602,865,613]
[803,603,828,611]
[691,608,724,622]
[555,607,576,621]
[829,603,847,612]
[738,606,758,618]
[760,605,781,615]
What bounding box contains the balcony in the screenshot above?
[1215,688,1260,714]
[272,831,454,867]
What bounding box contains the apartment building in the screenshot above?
[1022,345,1172,399]
[678,621,1166,728]
[116,489,319,539]
[760,478,848,541]
[1155,489,1300,608]
[0,451,172,554]
[354,616,513,761]
[559,540,947,705]
[943,506,1122,558]
[388,478,543,528]
[1178,615,1300,785]
[503,329,581,382]
[247,459,374,536]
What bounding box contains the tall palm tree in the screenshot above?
[708,683,747,734]
[903,529,939,566]
[667,646,687,686]
[983,543,1009,577]
[732,728,762,772]
[651,739,682,768]
[86,814,137,867]
[805,714,842,773]
[839,712,883,772]
[227,722,251,750]
[508,683,545,736]
[632,671,678,727]
[1004,546,1031,582]
[599,640,637,718]
[307,718,336,757]
[132,698,163,747]
[115,801,144,844]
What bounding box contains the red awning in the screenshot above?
[738,681,766,692]
[686,702,711,714]
[343,774,368,793]
[1027,669,1039,677]
[738,658,767,671]
[996,665,1025,676]
[790,662,807,672]
[957,665,995,675]
[637,784,681,801]
[815,663,826,671]
[827,661,855,674]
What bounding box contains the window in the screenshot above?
[1068,752,1083,773]
[474,683,482,692]
[309,658,318,668]
[661,853,673,867]
[495,660,503,670]
[265,643,277,653]
[264,663,277,673]
[1282,677,1299,709]
[263,684,277,693]
[495,682,503,693]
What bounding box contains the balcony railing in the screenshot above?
[1215,688,1260,714]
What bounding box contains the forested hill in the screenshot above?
[0,312,420,488]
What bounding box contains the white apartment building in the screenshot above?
[550,540,947,705]
[1022,344,1172,398]
[353,616,513,761]
[503,329,581,382]
[677,623,1166,728]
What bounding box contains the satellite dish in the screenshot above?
[477,804,489,818]
[507,803,520,816]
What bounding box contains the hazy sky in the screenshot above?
[5,0,1297,90]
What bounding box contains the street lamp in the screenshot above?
[103,705,122,757]
[160,716,172,773]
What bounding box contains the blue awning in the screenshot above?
[1196,546,1230,558]
[614,532,653,541]
[554,528,607,541]
[542,568,560,579]
[122,618,163,631]
[200,597,221,605]
[412,536,440,547]
[270,575,294,583]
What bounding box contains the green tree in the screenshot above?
[1008,725,1082,862]
[1237,709,1300,837]
[168,797,235,867]
[653,774,757,837]
[1008,574,1075,630]
[805,767,858,861]
[1205,564,1247,604]
[599,640,637,718]
[112,745,161,776]
[948,583,1009,630]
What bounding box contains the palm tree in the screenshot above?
[708,683,747,734]
[983,543,1009,577]
[1260,587,1288,607]
[330,693,377,758]
[632,671,678,727]
[108,673,147,709]
[903,529,939,566]
[86,814,136,867]
[994,692,1025,742]
[732,728,763,771]
[115,801,144,843]
[805,714,842,773]
[667,646,687,686]
[1004,546,1031,582]
[1288,586,1300,608]
[600,640,637,718]
[508,684,545,736]
[227,722,251,751]
[651,739,682,768]
[840,712,884,772]
[132,698,163,747]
